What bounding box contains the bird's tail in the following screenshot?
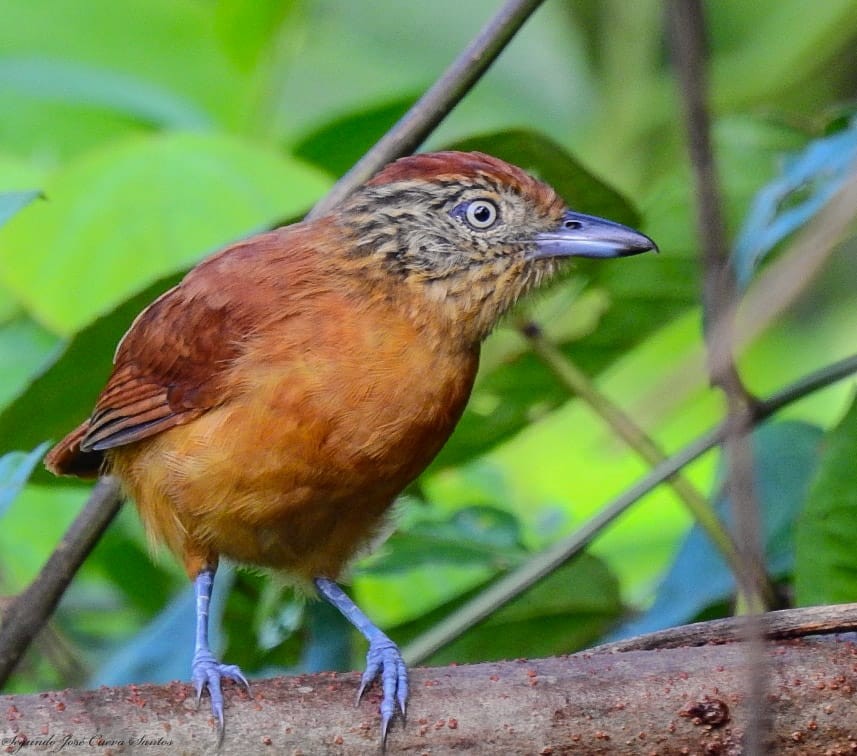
[44,421,104,478]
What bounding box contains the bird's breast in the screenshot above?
[237,296,478,477]
[114,291,479,579]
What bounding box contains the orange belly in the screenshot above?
[108,320,478,581]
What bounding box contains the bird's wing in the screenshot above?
[45,224,330,477]
[80,279,248,452]
[78,224,321,453]
[46,276,245,476]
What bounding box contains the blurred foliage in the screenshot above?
[0,190,41,227]
[0,0,856,696]
[0,442,49,516]
[794,395,857,605]
[733,117,857,287]
[0,132,329,334]
[608,421,824,640]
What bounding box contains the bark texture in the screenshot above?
[3,634,857,754]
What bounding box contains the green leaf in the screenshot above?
[0,132,330,334]
[293,96,416,177]
[0,153,50,190]
[0,58,211,129]
[0,91,150,161]
[0,190,40,227]
[0,0,253,151]
[0,188,42,330]
[794,393,857,604]
[0,271,182,478]
[214,0,297,71]
[0,314,60,411]
[360,505,526,576]
[395,556,622,665]
[0,442,50,517]
[439,557,621,663]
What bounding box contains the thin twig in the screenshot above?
[667,2,741,391]
[0,477,122,685]
[666,0,767,604]
[668,2,767,752]
[625,167,857,441]
[402,352,857,665]
[518,319,777,605]
[307,0,546,219]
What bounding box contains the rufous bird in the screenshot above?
[45,151,656,740]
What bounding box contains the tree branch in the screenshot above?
[4,606,857,754]
[0,477,121,686]
[667,2,767,750]
[595,602,857,653]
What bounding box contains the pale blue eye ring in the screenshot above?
[453,199,499,230]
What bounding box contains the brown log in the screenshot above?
[3,631,857,754]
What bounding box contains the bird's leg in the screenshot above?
[314,577,408,741]
[191,567,250,735]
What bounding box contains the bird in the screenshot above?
[45,150,656,741]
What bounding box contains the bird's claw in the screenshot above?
[357,634,409,741]
[192,650,250,734]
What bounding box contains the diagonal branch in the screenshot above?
[0,477,122,684]
[517,318,776,605]
[402,352,857,665]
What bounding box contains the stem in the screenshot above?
[402,352,857,666]
[519,319,773,604]
[668,2,766,750]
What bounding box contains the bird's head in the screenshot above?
[336,151,657,342]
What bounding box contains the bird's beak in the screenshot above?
[529,210,658,260]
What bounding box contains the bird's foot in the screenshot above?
[192,649,250,734]
[357,632,409,742]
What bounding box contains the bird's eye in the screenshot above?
[458,199,499,230]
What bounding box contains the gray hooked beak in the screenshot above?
[529,210,658,260]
